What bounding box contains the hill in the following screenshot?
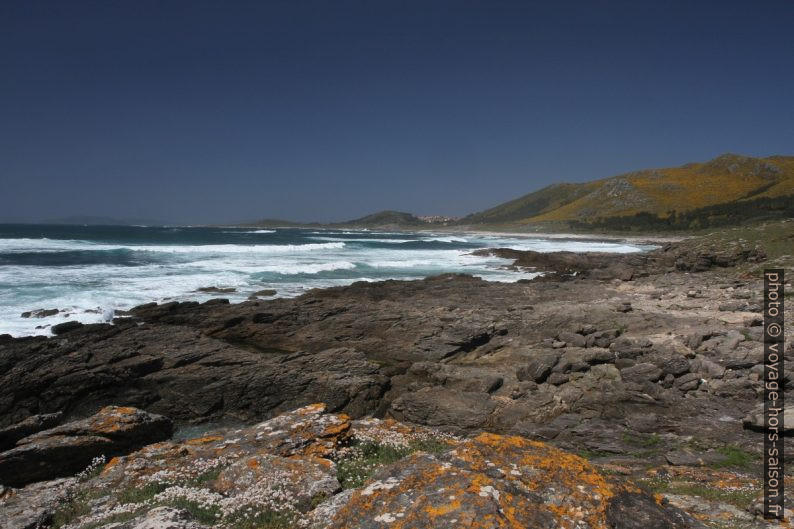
[463,153,794,227]
[336,210,423,227]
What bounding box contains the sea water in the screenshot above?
[0,224,651,336]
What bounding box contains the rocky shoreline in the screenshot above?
[1,223,792,528]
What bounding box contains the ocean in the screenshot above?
[0,224,651,336]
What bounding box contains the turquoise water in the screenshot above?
[0,224,650,336]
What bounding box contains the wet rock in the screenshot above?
[20,309,59,319]
[248,288,277,299]
[0,406,173,487]
[196,286,237,293]
[51,320,84,335]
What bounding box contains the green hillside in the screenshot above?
[464,154,794,226]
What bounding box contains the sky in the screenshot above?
[1,1,793,224]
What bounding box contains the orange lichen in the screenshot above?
[100,456,123,474]
[296,403,326,415]
[332,432,626,529]
[185,435,224,445]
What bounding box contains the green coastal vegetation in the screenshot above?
[245,153,794,234]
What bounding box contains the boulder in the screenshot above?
[20,309,59,319]
[516,352,560,383]
[690,355,725,379]
[0,406,173,487]
[557,331,586,348]
[657,356,690,377]
[609,337,652,359]
[674,373,701,392]
[51,321,84,335]
[620,363,663,383]
[0,413,62,452]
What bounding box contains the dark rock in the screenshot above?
[610,337,652,359]
[690,355,725,379]
[558,331,586,348]
[606,491,699,528]
[593,329,622,348]
[249,289,277,298]
[389,387,496,434]
[657,356,690,377]
[0,412,62,452]
[664,450,727,467]
[620,363,663,383]
[202,298,230,306]
[407,362,503,393]
[516,352,560,383]
[0,406,173,487]
[50,321,84,335]
[196,286,237,293]
[614,358,636,370]
[20,309,59,319]
[674,373,701,392]
[547,372,570,385]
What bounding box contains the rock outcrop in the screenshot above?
[0,404,730,529]
[0,406,172,487]
[0,236,790,528]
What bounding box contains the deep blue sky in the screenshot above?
[2,1,793,224]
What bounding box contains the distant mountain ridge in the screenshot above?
[463,153,794,225]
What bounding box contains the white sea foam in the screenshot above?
[0,239,345,254]
[257,261,356,275]
[309,237,415,243]
[421,236,469,243]
[0,231,650,336]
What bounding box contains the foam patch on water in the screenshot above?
[0,229,650,336]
